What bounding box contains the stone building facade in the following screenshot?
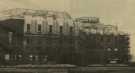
[0,8,130,65]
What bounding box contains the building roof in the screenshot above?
[0,8,72,20]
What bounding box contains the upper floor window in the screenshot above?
[27,24,30,32]
[49,25,52,33]
[8,32,13,44]
[60,26,63,34]
[91,29,97,34]
[38,24,41,32]
[69,27,73,33]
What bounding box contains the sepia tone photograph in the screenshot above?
[0,0,135,73]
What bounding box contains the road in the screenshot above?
[0,66,135,73]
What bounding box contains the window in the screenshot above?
[5,54,10,61]
[26,38,32,45]
[29,54,33,61]
[35,55,39,61]
[107,48,111,51]
[110,60,117,64]
[44,56,48,62]
[37,39,42,44]
[114,48,118,51]
[49,25,52,33]
[60,26,63,33]
[38,24,41,32]
[14,54,22,61]
[69,27,73,33]
[23,40,27,47]
[18,54,22,59]
[91,29,97,34]
[8,32,13,44]
[27,24,30,32]
[69,27,74,35]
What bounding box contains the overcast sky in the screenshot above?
[0,0,135,61]
[0,0,132,31]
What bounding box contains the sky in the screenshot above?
[0,0,135,61]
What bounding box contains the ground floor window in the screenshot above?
[4,54,10,61]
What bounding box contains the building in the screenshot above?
[0,8,130,65]
[0,8,80,65]
[75,17,130,65]
[75,17,118,35]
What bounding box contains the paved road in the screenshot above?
[0,66,135,73]
[76,66,135,70]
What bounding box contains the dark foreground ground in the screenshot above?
[0,65,135,73]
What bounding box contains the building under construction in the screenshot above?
[0,8,130,66]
